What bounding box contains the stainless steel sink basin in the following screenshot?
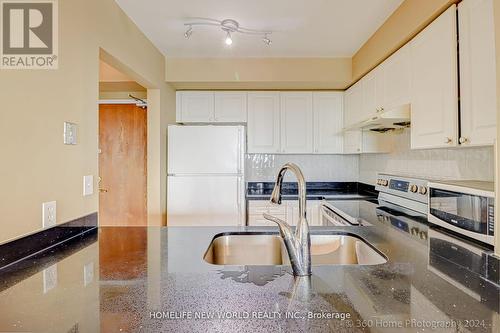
[203,232,387,266]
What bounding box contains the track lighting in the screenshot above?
[183,18,272,47]
[184,25,192,39]
[224,31,233,45]
[262,34,272,46]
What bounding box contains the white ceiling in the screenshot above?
[115,0,403,58]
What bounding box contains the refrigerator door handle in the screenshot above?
[236,178,241,225]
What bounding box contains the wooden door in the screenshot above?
[99,104,147,226]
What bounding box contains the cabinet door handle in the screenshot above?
[459,137,468,144]
[444,137,452,144]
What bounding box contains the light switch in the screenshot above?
[64,122,77,145]
[43,264,58,293]
[83,175,93,196]
[42,201,56,228]
[83,262,94,286]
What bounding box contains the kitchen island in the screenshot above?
[0,220,498,332]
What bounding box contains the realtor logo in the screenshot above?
[1,0,58,69]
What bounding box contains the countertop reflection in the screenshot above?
[0,223,499,333]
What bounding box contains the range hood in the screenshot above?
[343,104,411,133]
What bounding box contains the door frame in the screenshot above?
[100,48,167,227]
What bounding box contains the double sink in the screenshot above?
[204,232,387,266]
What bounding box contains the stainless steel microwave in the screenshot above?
[428,180,495,246]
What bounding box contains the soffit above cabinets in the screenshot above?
[115,0,403,58]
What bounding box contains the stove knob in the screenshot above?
[376,179,381,185]
[410,184,418,193]
[382,180,388,186]
[419,186,428,195]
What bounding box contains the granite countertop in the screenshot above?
[246,181,378,201]
[0,216,499,332]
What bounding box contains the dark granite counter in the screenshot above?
[0,214,499,332]
[246,181,378,201]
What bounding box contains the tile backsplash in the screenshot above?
[245,154,359,182]
[359,129,495,185]
[246,130,494,185]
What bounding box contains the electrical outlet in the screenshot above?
[83,175,93,196]
[42,201,57,228]
[43,264,57,293]
[63,122,77,145]
[83,262,94,286]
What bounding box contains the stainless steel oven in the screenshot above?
[428,180,494,246]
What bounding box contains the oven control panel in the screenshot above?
[376,174,429,204]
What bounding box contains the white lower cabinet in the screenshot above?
[286,201,320,226]
[247,200,320,226]
[247,200,286,226]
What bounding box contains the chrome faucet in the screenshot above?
[263,163,311,276]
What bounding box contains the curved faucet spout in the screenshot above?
[264,163,311,276]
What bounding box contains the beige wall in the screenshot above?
[494,0,500,256]
[166,57,352,90]
[0,0,174,244]
[165,1,459,89]
[352,0,457,80]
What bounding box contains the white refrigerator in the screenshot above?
[167,125,245,226]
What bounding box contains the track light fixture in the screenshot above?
[262,34,272,45]
[184,25,192,39]
[183,18,272,46]
[224,31,233,45]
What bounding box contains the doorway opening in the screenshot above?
[98,59,148,226]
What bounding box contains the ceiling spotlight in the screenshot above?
[184,25,192,39]
[263,35,272,45]
[183,18,272,47]
[225,31,233,45]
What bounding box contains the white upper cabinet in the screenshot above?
[362,66,384,118]
[176,91,247,123]
[176,91,215,122]
[280,92,314,153]
[214,92,247,122]
[247,92,281,153]
[313,92,344,154]
[458,0,497,146]
[344,81,363,126]
[360,44,410,119]
[343,130,362,154]
[410,5,458,149]
[383,44,411,110]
